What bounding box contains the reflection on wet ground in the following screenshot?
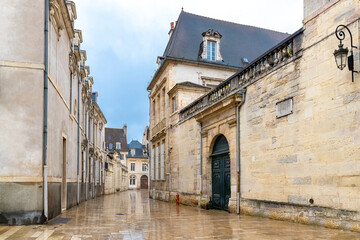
[1,190,359,239]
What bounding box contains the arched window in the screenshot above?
[130,175,136,185]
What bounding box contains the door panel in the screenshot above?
[212,154,230,210]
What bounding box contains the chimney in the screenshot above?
[123,124,127,135]
[168,22,175,38]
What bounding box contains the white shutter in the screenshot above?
[150,148,154,180]
[160,143,164,180]
[155,146,159,180]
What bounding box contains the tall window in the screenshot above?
[155,145,159,180]
[142,163,148,171]
[116,142,121,150]
[150,147,154,179]
[207,41,216,61]
[109,143,113,150]
[131,163,135,171]
[130,175,136,185]
[160,141,165,180]
[171,95,177,113]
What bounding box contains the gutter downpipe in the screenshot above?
[76,70,81,204]
[236,89,246,214]
[42,0,49,222]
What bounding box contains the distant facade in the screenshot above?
[105,126,129,193]
[0,0,107,225]
[104,151,128,194]
[127,140,149,190]
[149,0,360,232]
[147,10,289,202]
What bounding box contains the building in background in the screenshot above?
[104,125,129,194]
[147,10,289,202]
[0,0,107,225]
[127,140,149,190]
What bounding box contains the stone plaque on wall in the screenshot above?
[276,98,293,118]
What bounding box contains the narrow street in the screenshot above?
[0,190,358,240]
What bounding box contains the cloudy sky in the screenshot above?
[74,0,303,142]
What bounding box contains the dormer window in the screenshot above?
[200,29,223,62]
[116,142,121,150]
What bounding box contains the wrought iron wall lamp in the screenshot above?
[334,24,359,82]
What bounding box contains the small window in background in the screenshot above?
[109,143,113,150]
[120,154,124,160]
[116,142,121,150]
[130,175,136,185]
[131,163,135,171]
[142,163,148,171]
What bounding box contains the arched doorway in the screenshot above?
[140,175,148,189]
[211,135,230,210]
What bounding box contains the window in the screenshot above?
[131,149,135,156]
[150,147,154,179]
[171,96,177,113]
[207,41,216,61]
[200,29,222,62]
[116,142,121,150]
[142,163,148,171]
[160,142,165,180]
[120,154,124,160]
[130,175,136,185]
[155,145,159,180]
[109,143,113,150]
[131,163,135,171]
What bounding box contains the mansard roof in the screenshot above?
[163,11,289,68]
[105,127,128,152]
[127,140,147,158]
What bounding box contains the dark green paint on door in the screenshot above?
[211,135,230,210]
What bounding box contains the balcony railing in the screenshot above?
[151,118,166,137]
[180,29,303,121]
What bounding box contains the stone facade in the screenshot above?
[0,0,107,225]
[151,0,360,232]
[104,152,128,194]
[127,140,148,190]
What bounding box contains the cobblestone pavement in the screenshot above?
[0,190,359,239]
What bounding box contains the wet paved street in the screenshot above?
[1,190,359,239]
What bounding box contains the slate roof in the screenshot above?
[163,11,290,68]
[127,140,147,158]
[105,127,128,152]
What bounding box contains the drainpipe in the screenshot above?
[199,122,202,206]
[76,71,81,204]
[42,0,49,222]
[236,89,246,214]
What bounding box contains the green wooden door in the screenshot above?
[211,135,230,210]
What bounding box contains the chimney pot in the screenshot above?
[170,22,174,30]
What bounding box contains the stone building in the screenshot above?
[151,0,360,231]
[127,140,149,190]
[0,0,107,225]
[147,10,289,202]
[104,126,129,193]
[104,151,128,194]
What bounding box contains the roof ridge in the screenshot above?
[182,10,289,36]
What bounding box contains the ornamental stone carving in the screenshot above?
[49,0,64,39]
